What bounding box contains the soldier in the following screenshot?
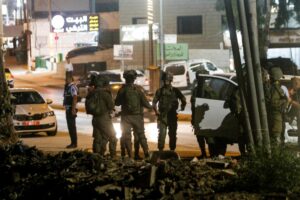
[152,72,186,152]
[63,75,78,148]
[115,70,152,160]
[85,75,117,158]
[266,67,287,146]
[191,70,209,158]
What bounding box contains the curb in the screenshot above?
[51,103,192,122]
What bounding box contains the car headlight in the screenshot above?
[42,111,55,118]
[112,85,121,90]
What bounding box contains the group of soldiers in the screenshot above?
[77,69,187,160]
[63,65,299,160]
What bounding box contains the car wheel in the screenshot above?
[47,128,57,136]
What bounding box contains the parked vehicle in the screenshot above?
[10,88,57,136]
[110,69,149,92]
[5,68,14,88]
[163,59,224,88]
[194,74,298,155]
[77,70,124,100]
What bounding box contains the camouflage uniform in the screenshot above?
[153,72,186,151]
[115,70,152,159]
[86,76,117,157]
[266,67,287,146]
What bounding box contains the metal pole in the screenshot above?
[245,0,271,154]
[238,0,263,147]
[159,0,164,69]
[224,0,255,154]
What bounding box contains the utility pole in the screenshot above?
[238,0,263,147]
[147,0,160,95]
[224,0,255,155]
[245,0,271,155]
[0,0,17,146]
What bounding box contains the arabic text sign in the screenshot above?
[157,43,189,61]
[113,45,133,60]
[51,14,99,33]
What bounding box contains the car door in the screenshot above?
[195,75,237,130]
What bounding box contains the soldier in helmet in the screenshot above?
[152,71,187,152]
[85,75,117,158]
[191,69,209,158]
[266,67,287,146]
[115,69,152,160]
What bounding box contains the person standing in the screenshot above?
[65,57,73,79]
[63,75,78,148]
[115,70,152,160]
[85,75,117,158]
[266,67,287,146]
[152,72,186,152]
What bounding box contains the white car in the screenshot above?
[10,88,57,136]
[163,59,224,88]
[109,69,149,92]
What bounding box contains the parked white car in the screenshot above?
[10,88,57,136]
[163,59,224,88]
[109,69,149,92]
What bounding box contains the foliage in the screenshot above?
[231,147,300,194]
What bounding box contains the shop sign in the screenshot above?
[51,14,99,33]
[113,45,133,60]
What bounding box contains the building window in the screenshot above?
[177,16,202,34]
[132,17,147,24]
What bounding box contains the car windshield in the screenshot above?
[165,64,185,75]
[206,62,217,71]
[11,91,45,105]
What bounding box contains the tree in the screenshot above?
[216,0,300,58]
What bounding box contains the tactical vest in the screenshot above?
[158,87,178,113]
[123,85,142,115]
[63,84,73,107]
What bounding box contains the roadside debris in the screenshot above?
[0,142,294,199]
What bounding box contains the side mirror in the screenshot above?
[46,99,53,104]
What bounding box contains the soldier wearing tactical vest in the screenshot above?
[153,72,186,152]
[115,70,152,160]
[85,75,117,158]
[266,67,287,146]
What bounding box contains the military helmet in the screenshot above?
[123,70,137,80]
[269,67,283,80]
[95,75,109,87]
[161,71,173,81]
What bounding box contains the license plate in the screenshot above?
[22,121,40,126]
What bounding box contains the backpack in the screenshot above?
[124,85,141,114]
[85,91,103,116]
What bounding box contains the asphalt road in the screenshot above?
[11,67,240,157]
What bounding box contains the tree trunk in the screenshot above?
[0,0,18,146]
[258,0,272,59]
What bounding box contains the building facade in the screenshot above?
[119,0,229,69]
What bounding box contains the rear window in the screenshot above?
[11,91,45,105]
[165,64,185,75]
[100,73,122,82]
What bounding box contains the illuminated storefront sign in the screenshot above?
[51,14,99,33]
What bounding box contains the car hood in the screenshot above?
[15,104,51,115]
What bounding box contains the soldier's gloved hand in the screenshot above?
[202,103,209,111]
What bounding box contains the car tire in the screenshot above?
[47,128,57,136]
